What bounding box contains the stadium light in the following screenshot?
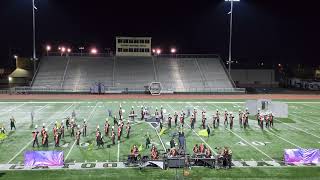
[170,48,177,54]
[46,45,51,51]
[67,48,71,53]
[225,0,240,76]
[156,49,161,55]
[8,76,13,82]
[13,55,18,59]
[79,47,85,56]
[32,0,37,74]
[46,45,51,56]
[61,47,66,52]
[91,48,98,54]
[152,49,156,53]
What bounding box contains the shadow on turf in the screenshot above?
[0,173,5,177]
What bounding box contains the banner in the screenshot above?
[24,151,64,167]
[284,149,320,164]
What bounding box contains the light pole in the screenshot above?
[225,0,239,76]
[32,0,37,74]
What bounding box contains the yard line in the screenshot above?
[226,128,275,161]
[290,113,320,126]
[165,102,218,155]
[0,103,26,116]
[147,122,166,151]
[267,129,303,149]
[7,103,75,164]
[275,119,320,139]
[206,103,276,161]
[117,141,120,162]
[65,102,99,161]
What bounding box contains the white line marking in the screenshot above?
[166,102,218,155]
[267,129,302,149]
[0,103,26,116]
[276,119,320,139]
[147,123,166,151]
[226,128,274,161]
[65,102,99,161]
[65,141,77,161]
[6,103,75,164]
[117,141,120,162]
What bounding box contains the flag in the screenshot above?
[198,129,208,137]
[159,128,167,136]
[87,143,94,151]
[0,133,7,140]
[138,144,144,152]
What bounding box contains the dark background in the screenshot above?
[0,0,319,68]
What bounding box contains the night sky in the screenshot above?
[0,0,319,68]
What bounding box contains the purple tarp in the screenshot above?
[24,151,64,167]
[284,149,320,165]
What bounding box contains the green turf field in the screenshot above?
[0,99,319,179]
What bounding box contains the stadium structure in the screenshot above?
[1,37,320,180]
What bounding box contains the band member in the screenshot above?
[145,132,151,149]
[193,144,199,155]
[130,106,135,121]
[72,110,76,119]
[0,126,6,134]
[269,113,274,127]
[160,106,164,120]
[207,125,211,137]
[190,114,195,129]
[239,110,243,127]
[113,115,118,126]
[82,119,87,137]
[126,121,131,138]
[96,127,101,145]
[53,121,58,135]
[104,119,110,136]
[205,148,212,158]
[60,120,65,138]
[151,145,159,160]
[131,145,139,161]
[193,108,197,122]
[202,113,206,129]
[224,110,229,128]
[229,112,234,129]
[216,109,220,127]
[170,138,175,148]
[155,108,160,122]
[76,125,81,145]
[174,112,178,127]
[98,134,104,148]
[70,119,75,137]
[111,126,115,145]
[141,107,144,120]
[168,113,172,128]
[264,114,269,128]
[224,147,233,168]
[244,113,249,128]
[259,115,264,129]
[32,126,39,148]
[160,119,163,131]
[180,112,185,127]
[66,117,70,129]
[117,124,122,141]
[10,117,16,130]
[54,131,60,147]
[257,108,261,125]
[41,124,46,138]
[119,105,123,117]
[169,148,178,157]
[42,128,48,147]
[199,143,206,153]
[211,114,216,129]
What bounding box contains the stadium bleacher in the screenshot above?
[32,55,235,92]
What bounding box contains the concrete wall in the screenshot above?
[231,69,278,87]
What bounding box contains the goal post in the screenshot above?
[149,82,162,95]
